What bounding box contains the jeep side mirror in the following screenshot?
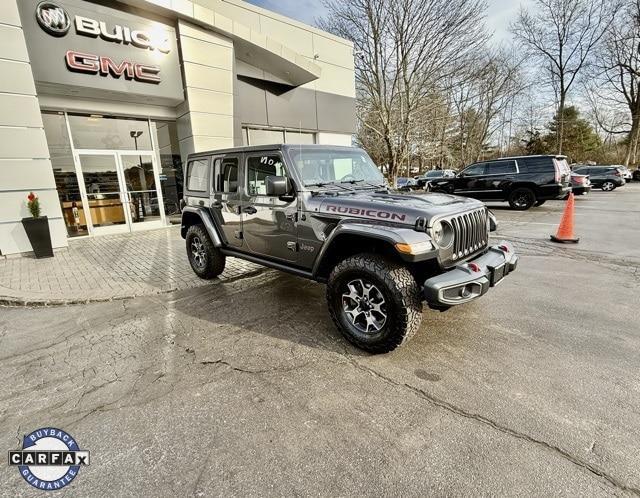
[266,176,290,197]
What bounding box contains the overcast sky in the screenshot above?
[246,0,532,43]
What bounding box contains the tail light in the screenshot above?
[554,164,561,183]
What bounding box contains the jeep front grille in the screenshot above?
[450,208,489,261]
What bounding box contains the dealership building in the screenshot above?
[0,0,355,255]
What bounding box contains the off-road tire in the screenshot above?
[326,253,423,354]
[186,224,226,279]
[508,187,536,210]
[534,199,546,207]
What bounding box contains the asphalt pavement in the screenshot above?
[1,184,639,497]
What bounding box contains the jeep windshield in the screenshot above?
[288,148,385,187]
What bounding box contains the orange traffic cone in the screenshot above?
[550,192,579,243]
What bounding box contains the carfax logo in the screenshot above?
[8,427,90,491]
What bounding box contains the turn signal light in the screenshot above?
[498,244,510,253]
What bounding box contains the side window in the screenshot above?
[462,163,486,177]
[186,158,209,192]
[247,154,288,195]
[488,160,517,175]
[221,157,239,193]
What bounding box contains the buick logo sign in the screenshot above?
[36,2,71,36]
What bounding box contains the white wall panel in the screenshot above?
[0,94,43,128]
[0,159,56,191]
[0,60,36,95]
[0,189,61,222]
[0,127,49,159]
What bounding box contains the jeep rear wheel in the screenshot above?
[326,254,422,354]
[508,187,536,210]
[186,224,226,279]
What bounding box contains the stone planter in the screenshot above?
[21,216,54,259]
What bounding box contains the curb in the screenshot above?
[0,268,267,308]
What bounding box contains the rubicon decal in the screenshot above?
[66,50,161,83]
[324,205,406,221]
[9,427,90,491]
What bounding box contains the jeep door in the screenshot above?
[241,151,298,263]
[210,154,243,248]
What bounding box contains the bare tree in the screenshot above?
[319,0,488,181]
[511,0,615,154]
[587,0,640,165]
[449,49,526,166]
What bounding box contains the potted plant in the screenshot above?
[21,192,54,258]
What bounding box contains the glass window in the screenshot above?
[68,114,152,150]
[248,128,285,146]
[221,157,239,193]
[42,111,88,237]
[488,161,517,175]
[247,154,287,195]
[461,163,486,176]
[152,121,183,218]
[285,131,315,144]
[187,159,209,192]
[425,170,444,178]
[289,148,384,186]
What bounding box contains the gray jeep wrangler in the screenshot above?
[181,145,518,353]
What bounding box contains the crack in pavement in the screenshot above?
[346,358,640,496]
[199,358,310,374]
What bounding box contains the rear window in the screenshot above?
[186,158,209,192]
[521,157,554,172]
[573,167,589,174]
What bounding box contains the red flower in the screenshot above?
[27,192,36,202]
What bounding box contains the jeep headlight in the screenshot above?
[431,220,453,248]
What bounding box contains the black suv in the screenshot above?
[572,165,625,191]
[181,145,518,353]
[430,155,572,210]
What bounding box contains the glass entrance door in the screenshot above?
[119,152,165,231]
[77,152,130,235]
[75,151,166,235]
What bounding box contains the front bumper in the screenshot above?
[423,242,518,308]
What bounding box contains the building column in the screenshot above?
[176,20,235,162]
[0,0,67,256]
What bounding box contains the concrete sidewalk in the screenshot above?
[0,227,262,306]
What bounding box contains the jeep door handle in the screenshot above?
[243,206,257,215]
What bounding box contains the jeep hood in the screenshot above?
[313,191,484,227]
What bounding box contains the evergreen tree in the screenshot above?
[545,106,601,162]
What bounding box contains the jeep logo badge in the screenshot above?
[36,2,71,36]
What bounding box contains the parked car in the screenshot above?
[614,165,633,182]
[632,168,640,181]
[570,172,591,196]
[417,169,457,189]
[429,155,572,210]
[396,177,418,191]
[181,144,517,353]
[572,165,625,191]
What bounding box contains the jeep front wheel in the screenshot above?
[326,254,423,354]
[186,224,226,279]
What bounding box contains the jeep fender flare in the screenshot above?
[181,206,222,247]
[311,221,436,278]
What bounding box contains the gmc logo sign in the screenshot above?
[65,51,160,84]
